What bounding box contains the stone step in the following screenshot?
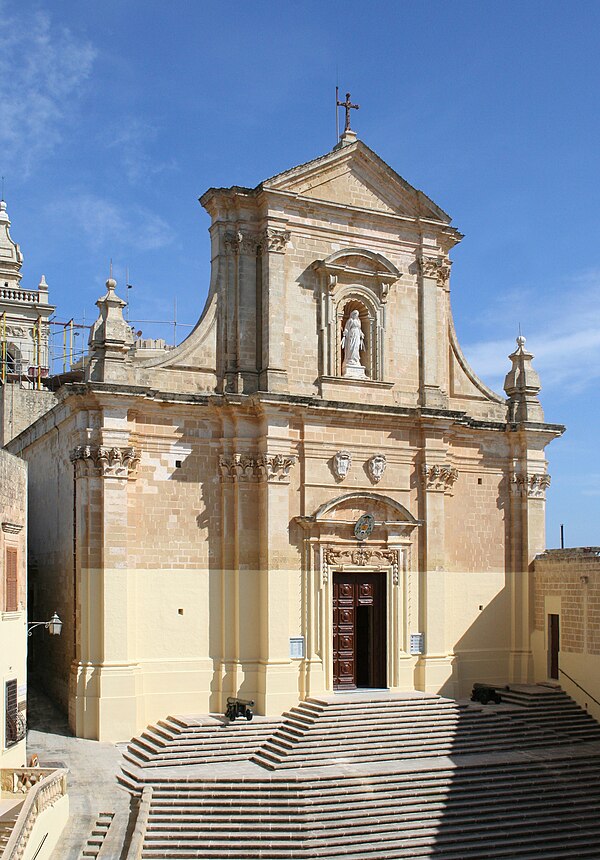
[140,815,600,857]
[79,812,114,858]
[258,726,600,756]
[147,775,600,807]
[307,831,600,860]
[289,703,466,721]
[147,792,600,830]
[252,738,600,768]
[260,719,598,748]
[142,753,600,791]
[132,733,277,753]
[146,773,600,808]
[143,805,600,840]
[147,772,600,805]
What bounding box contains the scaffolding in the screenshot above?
[1,312,195,387]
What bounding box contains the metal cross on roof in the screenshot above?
[336,88,360,134]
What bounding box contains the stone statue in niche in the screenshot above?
[341,310,367,380]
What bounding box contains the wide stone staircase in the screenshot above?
[120,685,600,859]
[250,687,600,769]
[123,713,280,769]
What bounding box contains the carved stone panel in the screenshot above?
[332,451,352,480]
[367,454,387,483]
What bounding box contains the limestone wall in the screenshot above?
[532,548,600,720]
[0,384,56,445]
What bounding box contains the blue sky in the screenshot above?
[2,0,599,546]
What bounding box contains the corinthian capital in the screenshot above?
[223,231,242,253]
[260,228,290,254]
[512,472,551,499]
[419,256,452,287]
[421,463,458,492]
[70,445,140,479]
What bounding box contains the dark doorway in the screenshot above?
[548,613,560,680]
[333,571,386,689]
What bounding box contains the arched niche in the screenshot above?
[337,291,379,380]
[312,248,399,381]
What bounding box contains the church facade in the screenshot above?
[9,131,563,741]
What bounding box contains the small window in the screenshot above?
[5,548,18,612]
[5,679,18,747]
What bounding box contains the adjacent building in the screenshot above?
[0,200,56,445]
[533,547,600,721]
[0,448,27,766]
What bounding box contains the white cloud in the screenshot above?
[462,270,600,395]
[0,4,96,175]
[108,119,178,184]
[53,194,176,253]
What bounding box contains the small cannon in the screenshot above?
[225,697,254,722]
[471,683,503,705]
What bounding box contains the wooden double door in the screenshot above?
[333,571,387,689]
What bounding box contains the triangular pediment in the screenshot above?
[262,140,451,223]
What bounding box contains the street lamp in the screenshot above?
[27,612,63,637]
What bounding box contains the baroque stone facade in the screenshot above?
[9,131,564,741]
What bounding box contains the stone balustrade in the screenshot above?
[0,287,41,304]
[0,767,68,860]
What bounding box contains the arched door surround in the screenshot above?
[296,491,420,694]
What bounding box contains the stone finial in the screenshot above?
[38,275,48,290]
[503,335,544,423]
[0,199,24,283]
[86,277,134,383]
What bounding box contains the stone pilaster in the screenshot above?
[417,451,458,695]
[69,434,141,740]
[418,256,450,409]
[258,227,290,393]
